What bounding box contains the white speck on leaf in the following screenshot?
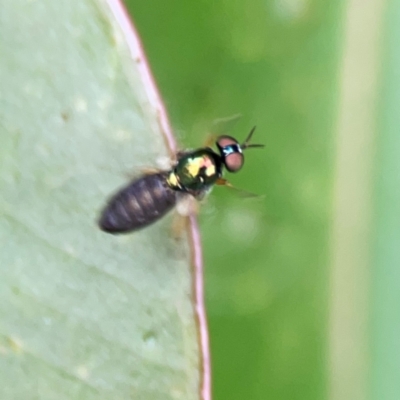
[76,365,89,380]
[74,97,88,113]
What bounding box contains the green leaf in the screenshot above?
[371,1,400,399]
[0,1,203,399]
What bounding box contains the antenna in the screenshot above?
[241,126,265,149]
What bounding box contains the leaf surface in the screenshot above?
[0,1,201,399]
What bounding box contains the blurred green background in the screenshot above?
[125,0,400,399]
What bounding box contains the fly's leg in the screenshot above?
[216,178,262,198]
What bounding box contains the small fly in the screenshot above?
[98,127,263,234]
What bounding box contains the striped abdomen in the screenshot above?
[98,172,177,233]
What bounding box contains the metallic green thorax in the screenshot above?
[167,148,223,193]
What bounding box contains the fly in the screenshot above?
[98,126,263,234]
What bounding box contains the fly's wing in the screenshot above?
[211,113,242,133]
[98,172,177,234]
[203,113,243,147]
[172,114,243,162]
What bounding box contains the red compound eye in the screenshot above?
[216,135,238,149]
[216,135,244,172]
[225,152,244,172]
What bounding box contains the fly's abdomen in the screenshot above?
[99,172,177,233]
